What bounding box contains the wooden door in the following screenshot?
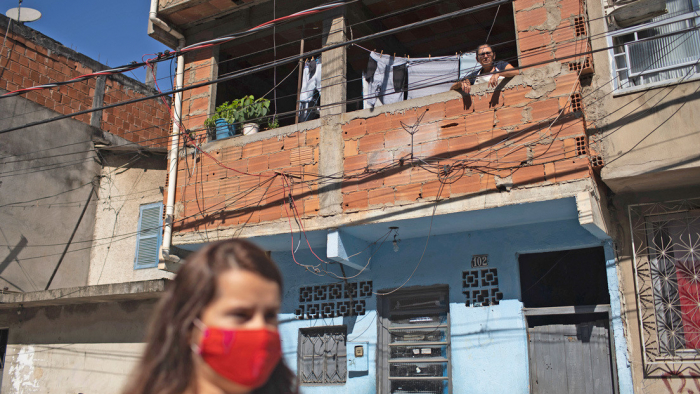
[528,319,614,394]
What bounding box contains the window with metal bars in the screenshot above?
[134,202,163,269]
[377,285,451,394]
[298,326,347,385]
[609,0,700,90]
[644,210,700,354]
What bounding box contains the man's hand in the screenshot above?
[488,73,500,88]
[460,79,471,94]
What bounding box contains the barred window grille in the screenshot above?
[298,326,347,385]
[378,286,451,394]
[609,0,700,90]
[630,198,700,376]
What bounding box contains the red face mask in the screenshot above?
[194,321,282,389]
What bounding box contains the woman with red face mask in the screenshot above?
[124,239,296,394]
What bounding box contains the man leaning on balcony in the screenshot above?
[455,44,519,94]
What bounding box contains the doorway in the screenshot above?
[519,247,617,394]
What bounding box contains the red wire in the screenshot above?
[1,4,341,97]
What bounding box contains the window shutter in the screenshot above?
[135,203,163,269]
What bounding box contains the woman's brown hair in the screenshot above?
[123,239,297,394]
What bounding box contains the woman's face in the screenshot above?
[194,269,281,394]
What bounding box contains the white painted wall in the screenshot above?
[88,153,174,285]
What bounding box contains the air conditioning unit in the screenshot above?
[605,0,667,28]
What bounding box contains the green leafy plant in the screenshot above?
[266,116,280,130]
[204,100,241,130]
[230,95,270,125]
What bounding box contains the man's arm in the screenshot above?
[498,63,519,78]
[488,63,518,87]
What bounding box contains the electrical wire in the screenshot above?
[2,1,696,280]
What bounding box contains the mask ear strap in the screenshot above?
[193,318,207,331]
[191,318,206,355]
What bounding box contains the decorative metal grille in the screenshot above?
[378,286,451,394]
[295,281,372,319]
[462,268,503,307]
[298,326,347,384]
[630,198,700,377]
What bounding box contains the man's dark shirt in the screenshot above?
[465,60,510,85]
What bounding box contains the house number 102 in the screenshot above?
[471,254,488,268]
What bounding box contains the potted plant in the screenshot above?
[230,95,270,135]
[204,101,240,140]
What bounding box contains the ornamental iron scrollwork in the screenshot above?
[630,198,700,377]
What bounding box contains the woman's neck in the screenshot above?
[481,64,494,73]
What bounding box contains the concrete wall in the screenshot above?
[88,152,174,285]
[273,218,613,394]
[0,16,173,291]
[0,94,100,291]
[0,299,156,394]
[584,0,700,193]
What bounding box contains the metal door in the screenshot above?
[528,319,614,394]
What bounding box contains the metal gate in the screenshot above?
[526,307,617,394]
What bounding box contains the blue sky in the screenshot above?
[9,0,172,88]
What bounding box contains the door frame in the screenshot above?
[523,304,620,394]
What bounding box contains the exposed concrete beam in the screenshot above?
[327,229,371,271]
[0,279,169,309]
[576,191,609,239]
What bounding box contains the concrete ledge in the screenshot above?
[0,279,169,309]
[173,178,595,247]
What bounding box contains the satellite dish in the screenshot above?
[6,7,42,23]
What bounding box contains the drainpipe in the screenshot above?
[151,0,185,270]
[149,0,185,43]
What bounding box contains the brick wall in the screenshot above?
[170,0,593,232]
[0,17,171,147]
[341,87,589,212]
[173,128,320,233]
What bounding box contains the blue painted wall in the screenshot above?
[272,219,606,394]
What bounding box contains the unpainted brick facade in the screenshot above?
[0,22,171,146]
[171,0,595,233]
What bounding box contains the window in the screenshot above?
[643,209,700,355]
[609,0,700,90]
[298,326,347,385]
[377,286,451,394]
[134,202,163,269]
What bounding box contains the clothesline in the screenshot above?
[352,43,476,64]
[297,44,484,111]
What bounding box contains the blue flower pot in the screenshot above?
[215,119,236,140]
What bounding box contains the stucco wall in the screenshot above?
[0,299,157,394]
[0,94,100,291]
[88,152,174,285]
[584,0,700,193]
[273,218,611,394]
[601,186,700,393]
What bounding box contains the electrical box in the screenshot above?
[347,342,368,372]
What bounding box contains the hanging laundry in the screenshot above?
[364,52,407,109]
[406,56,459,100]
[299,59,322,122]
